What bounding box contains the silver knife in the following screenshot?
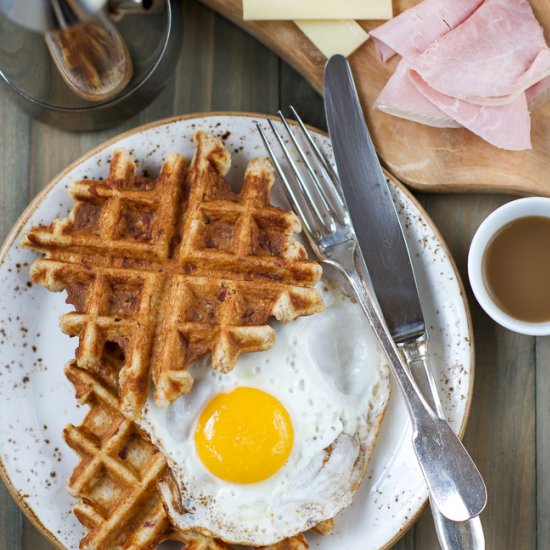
[324,54,486,546]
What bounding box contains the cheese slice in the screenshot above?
[295,20,369,58]
[243,0,393,20]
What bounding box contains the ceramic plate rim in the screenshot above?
[0,111,475,550]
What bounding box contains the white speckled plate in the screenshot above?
[0,113,473,550]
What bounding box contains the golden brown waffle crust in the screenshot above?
[24,131,324,420]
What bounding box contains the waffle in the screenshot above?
[64,359,327,550]
[25,131,323,419]
[65,359,182,549]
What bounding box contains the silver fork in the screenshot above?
[257,108,485,549]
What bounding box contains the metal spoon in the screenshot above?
[45,0,133,102]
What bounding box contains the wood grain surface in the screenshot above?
[199,0,550,197]
[0,1,546,549]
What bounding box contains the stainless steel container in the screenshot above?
[0,0,182,130]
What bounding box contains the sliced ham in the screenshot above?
[527,75,550,111]
[374,59,460,128]
[371,0,550,149]
[410,71,532,150]
[369,0,483,62]
[411,0,550,106]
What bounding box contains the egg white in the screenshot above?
[138,280,390,546]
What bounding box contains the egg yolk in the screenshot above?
[194,387,294,484]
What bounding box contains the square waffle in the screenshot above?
[25,132,323,419]
[64,358,330,550]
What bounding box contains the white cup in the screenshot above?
[468,197,550,336]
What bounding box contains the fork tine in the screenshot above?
[290,106,342,190]
[265,118,332,235]
[276,111,334,214]
[256,122,319,241]
[289,106,348,223]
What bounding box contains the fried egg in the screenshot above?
[138,280,390,546]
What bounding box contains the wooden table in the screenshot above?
[0,2,545,549]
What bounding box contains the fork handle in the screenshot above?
[331,245,486,522]
[401,341,486,550]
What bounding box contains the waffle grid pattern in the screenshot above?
[64,361,171,549]
[25,132,323,419]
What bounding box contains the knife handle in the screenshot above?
[401,338,445,418]
[401,341,486,550]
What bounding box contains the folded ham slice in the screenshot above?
[411,0,550,106]
[527,75,550,110]
[369,0,483,62]
[371,0,482,133]
[374,59,460,128]
[371,0,550,150]
[410,71,532,150]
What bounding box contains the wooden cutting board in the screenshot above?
[199,0,550,197]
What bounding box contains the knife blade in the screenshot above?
[324,53,486,544]
[323,55,424,344]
